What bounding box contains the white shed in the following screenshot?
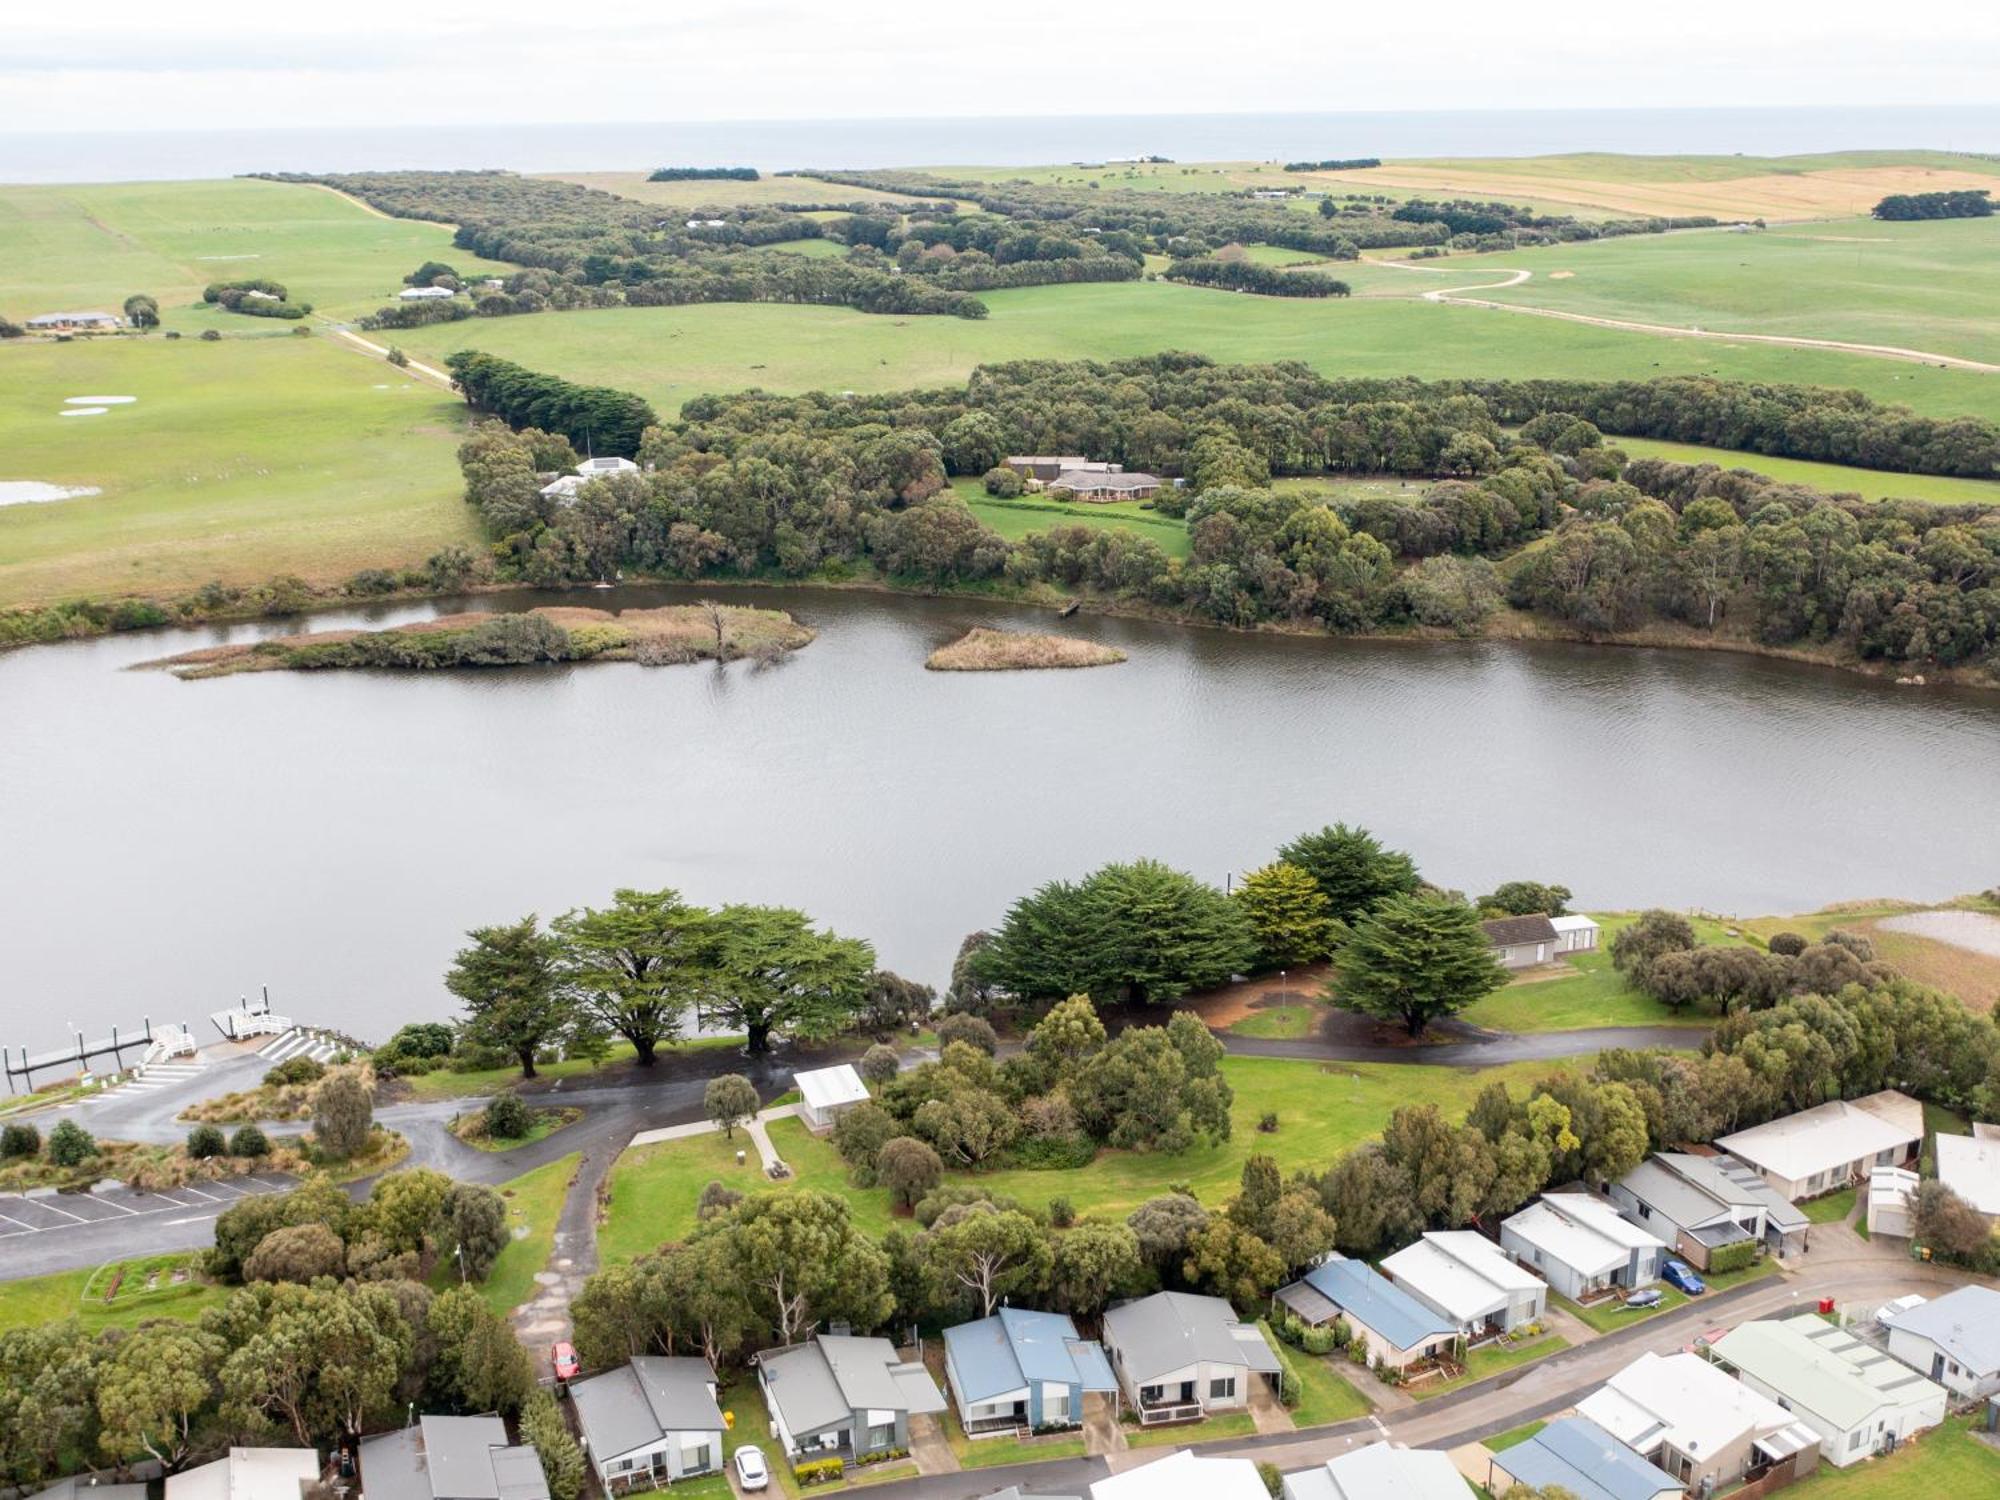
[795,1063,870,1133]
[1550,915,1600,953]
[1866,1167,1919,1238]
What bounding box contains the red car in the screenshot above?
[552,1341,580,1382]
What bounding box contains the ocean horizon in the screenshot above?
[4,105,2000,184]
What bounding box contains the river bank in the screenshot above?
[8,563,1997,695]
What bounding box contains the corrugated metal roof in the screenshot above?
[1501,1417,1680,1500]
[1103,1293,1277,1383]
[1293,1256,1456,1353]
[1889,1285,2000,1373]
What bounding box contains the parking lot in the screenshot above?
[0,1172,296,1239]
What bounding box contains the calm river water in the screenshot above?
[4,585,1999,1048]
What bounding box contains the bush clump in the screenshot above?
[186,1124,228,1159]
[229,1124,271,1158]
[483,1093,533,1140]
[47,1120,96,1166]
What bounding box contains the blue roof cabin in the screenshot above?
[1273,1255,1458,1372]
[941,1307,1119,1436]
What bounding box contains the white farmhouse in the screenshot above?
[1716,1090,1923,1201]
[1381,1230,1547,1339]
[1501,1193,1667,1301]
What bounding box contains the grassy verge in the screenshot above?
[940,1409,1089,1469]
[1409,1333,1568,1401]
[475,1151,579,1318]
[1701,1257,1785,1294]
[1227,1004,1320,1039]
[450,1106,582,1152]
[1485,1419,1547,1452]
[401,1035,747,1099]
[1260,1322,1374,1427]
[1125,1410,1258,1448]
[1555,1287,1690,1334]
[717,1376,798,1499]
[600,1054,1601,1259]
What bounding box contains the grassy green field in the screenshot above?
[0,336,480,607]
[767,237,849,259]
[1468,215,2000,366]
[1612,435,2000,507]
[599,1053,1600,1261]
[0,177,512,328]
[1460,911,1741,1032]
[0,1253,225,1333]
[476,1151,579,1317]
[394,280,2000,427]
[1786,1418,2000,1496]
[949,478,1193,557]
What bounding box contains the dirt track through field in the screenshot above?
[1363,257,2000,372]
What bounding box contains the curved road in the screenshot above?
[1362,254,1999,371]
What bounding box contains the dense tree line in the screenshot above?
[648,166,759,181]
[1282,158,1381,171]
[448,355,1999,676]
[1392,197,1720,246]
[446,351,658,456]
[1873,189,1992,221]
[1163,258,1353,297]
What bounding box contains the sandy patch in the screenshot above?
[1548,270,1575,279]
[66,395,137,405]
[0,481,102,507]
[60,408,108,417]
[926,627,1126,671]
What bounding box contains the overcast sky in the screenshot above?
[4,1,1998,135]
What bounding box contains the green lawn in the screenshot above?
[600,1053,1600,1262]
[950,480,1193,558]
[1611,436,2000,508]
[0,177,512,327]
[717,1375,799,1499]
[1409,1333,1569,1401]
[0,335,480,608]
[393,279,2000,428]
[1484,1419,1548,1452]
[1805,1185,1859,1224]
[1784,1418,2000,1496]
[402,1035,746,1099]
[476,1151,579,1318]
[940,1409,1089,1469]
[0,1253,226,1333]
[1264,1327,1375,1427]
[766,238,850,259]
[1555,1287,1691,1334]
[1125,1410,1259,1448]
[1472,215,2000,366]
[453,1106,581,1152]
[1227,1004,1321,1039]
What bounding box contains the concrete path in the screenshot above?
[1249,1381,1296,1436]
[905,1414,959,1477]
[628,1102,800,1174]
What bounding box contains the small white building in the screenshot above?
[1480,914,1560,970]
[1093,1449,1268,1500]
[1935,1130,2000,1219]
[1716,1090,1924,1201]
[1281,1442,1465,1500]
[1550,914,1601,953]
[26,309,122,331]
[1381,1230,1546,1340]
[575,456,641,477]
[398,285,457,300]
[166,1449,318,1500]
[1883,1286,2000,1398]
[1501,1193,1667,1301]
[1711,1314,1946,1467]
[539,457,642,507]
[1866,1167,1920,1238]
[795,1063,871,1133]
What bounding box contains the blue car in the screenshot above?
[1661,1258,1707,1295]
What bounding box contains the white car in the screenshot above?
[732,1445,769,1492]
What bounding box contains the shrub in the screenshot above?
[244,1221,347,1283]
[47,1119,96,1166]
[1300,1323,1336,1355]
[484,1093,532,1139]
[832,1101,898,1178]
[859,1043,901,1088]
[312,1073,374,1158]
[878,1136,945,1208]
[265,1054,325,1089]
[697,1179,743,1220]
[387,346,410,368]
[229,1124,270,1158]
[794,1457,845,1486]
[1766,931,1807,957]
[1705,1240,1760,1274]
[935,1014,998,1055]
[186,1124,228,1159]
[1258,1461,1283,1497]
[0,1122,40,1159]
[1049,1196,1075,1227]
[982,465,1025,498]
[1258,1111,1279,1133]
[199,329,221,341]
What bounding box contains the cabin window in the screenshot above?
[1209,1377,1235,1400]
[867,1422,895,1449]
[684,1442,712,1473]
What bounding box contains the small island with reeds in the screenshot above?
[925,627,1127,672]
[145,602,814,680]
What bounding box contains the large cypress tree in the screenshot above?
[1327,892,1505,1037]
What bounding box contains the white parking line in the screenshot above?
[0,1211,34,1231]
[31,1198,87,1223]
[177,1185,221,1203]
[162,1215,217,1227]
[91,1195,141,1215]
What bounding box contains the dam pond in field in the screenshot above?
[5,583,2000,1044]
